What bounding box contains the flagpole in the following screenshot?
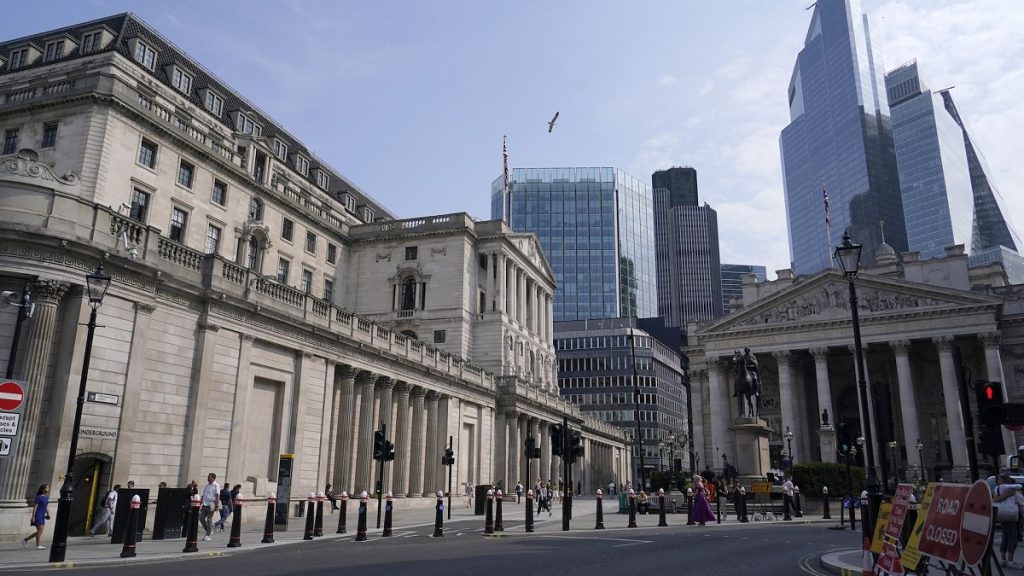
[822,182,834,269]
[503,135,511,220]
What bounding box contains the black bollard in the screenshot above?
[183,494,201,553]
[495,490,504,532]
[433,491,445,537]
[716,488,722,524]
[262,493,276,543]
[355,491,368,542]
[314,491,325,537]
[525,489,535,533]
[658,489,668,527]
[383,492,394,537]
[120,495,141,558]
[739,489,749,523]
[594,489,604,529]
[227,494,243,548]
[303,493,316,540]
[686,489,695,526]
[484,489,494,534]
[823,488,831,520]
[795,488,803,518]
[849,499,857,531]
[628,489,637,528]
[336,491,349,534]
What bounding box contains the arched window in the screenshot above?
[401,277,417,311]
[248,198,263,221]
[401,329,418,340]
[245,236,259,270]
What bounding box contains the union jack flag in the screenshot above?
[823,185,832,230]
[503,135,509,193]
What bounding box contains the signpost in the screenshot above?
[959,481,993,568]
[0,380,26,460]
[0,380,25,411]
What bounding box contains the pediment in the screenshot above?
[703,269,1001,333]
[507,233,555,285]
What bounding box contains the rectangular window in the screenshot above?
[323,279,334,302]
[171,67,193,94]
[211,180,227,205]
[295,155,309,176]
[305,231,316,254]
[205,91,223,116]
[177,159,194,188]
[300,269,313,294]
[138,139,157,169]
[81,32,102,53]
[433,330,446,344]
[248,198,263,221]
[3,129,18,155]
[44,40,65,62]
[235,112,262,136]
[129,188,149,223]
[41,123,58,148]
[169,207,187,243]
[276,258,290,284]
[405,246,418,261]
[326,243,337,264]
[273,139,288,161]
[205,224,221,255]
[133,40,156,70]
[281,218,294,241]
[316,171,329,189]
[8,49,29,69]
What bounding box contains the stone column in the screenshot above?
[408,387,426,497]
[509,265,518,322]
[0,280,68,505]
[333,367,357,493]
[434,394,449,490]
[890,341,922,463]
[376,377,394,438]
[354,371,377,493]
[494,409,507,490]
[112,302,156,483]
[774,351,799,463]
[506,409,520,490]
[690,368,706,469]
[392,382,411,497]
[518,414,529,486]
[423,390,439,495]
[519,269,527,325]
[810,347,837,462]
[934,337,968,477]
[496,254,506,314]
[706,359,728,465]
[539,421,551,483]
[980,333,1016,454]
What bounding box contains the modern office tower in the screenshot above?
[720,264,767,314]
[653,186,722,330]
[555,317,687,477]
[885,61,1023,281]
[491,168,657,321]
[652,166,698,207]
[780,0,906,275]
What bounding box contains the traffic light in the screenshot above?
[550,424,563,456]
[373,430,386,461]
[977,381,1005,426]
[442,447,455,466]
[525,436,541,459]
[384,440,396,462]
[569,430,583,463]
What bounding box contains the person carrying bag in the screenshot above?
[993,474,1022,568]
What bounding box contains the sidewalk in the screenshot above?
[0,497,830,571]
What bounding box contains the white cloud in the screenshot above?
[660,74,677,86]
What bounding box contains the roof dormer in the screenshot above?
[127,36,158,71]
[43,34,77,63]
[289,153,309,176]
[229,110,262,137]
[6,43,41,71]
[164,63,195,96]
[80,26,114,54]
[314,168,330,190]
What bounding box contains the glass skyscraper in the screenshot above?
[780,0,906,275]
[720,264,767,315]
[491,167,657,321]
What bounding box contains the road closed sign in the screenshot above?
[914,482,994,568]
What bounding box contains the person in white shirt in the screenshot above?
[782,477,795,520]
[200,473,221,541]
[89,484,120,536]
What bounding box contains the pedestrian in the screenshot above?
[607,481,615,496]
[691,475,717,526]
[515,481,523,503]
[782,476,795,520]
[89,484,120,536]
[214,479,231,531]
[537,485,552,516]
[23,484,50,549]
[200,473,221,541]
[638,490,649,514]
[325,483,338,512]
[465,482,473,508]
[127,480,135,489]
[994,474,1022,568]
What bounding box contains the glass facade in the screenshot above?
[492,167,657,321]
[780,0,906,275]
[720,264,767,314]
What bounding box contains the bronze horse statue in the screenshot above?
[731,350,761,418]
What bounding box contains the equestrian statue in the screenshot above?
[731,347,762,419]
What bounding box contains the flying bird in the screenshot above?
[547,111,559,133]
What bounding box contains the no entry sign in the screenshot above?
[0,380,25,412]
[960,481,993,567]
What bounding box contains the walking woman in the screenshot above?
[691,475,717,526]
[994,474,1022,568]
[23,484,50,549]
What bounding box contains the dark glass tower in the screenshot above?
[652,167,698,207]
[780,0,906,275]
[492,167,657,321]
[720,264,767,314]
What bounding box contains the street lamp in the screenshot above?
[835,232,882,540]
[627,329,647,490]
[658,441,665,472]
[50,263,110,563]
[916,439,926,483]
[785,426,795,465]
[888,440,899,490]
[668,432,677,482]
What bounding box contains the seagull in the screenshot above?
[547,111,559,133]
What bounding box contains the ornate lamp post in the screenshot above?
[835,232,882,540]
[50,263,110,563]
[667,432,677,486]
[916,439,926,483]
[785,426,796,465]
[658,441,666,472]
[888,440,899,489]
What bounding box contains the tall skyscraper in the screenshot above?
[653,183,722,330]
[780,0,906,275]
[652,166,698,207]
[720,264,767,314]
[885,61,1022,265]
[491,167,657,321]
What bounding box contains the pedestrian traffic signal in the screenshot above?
[569,430,583,463]
[525,436,541,459]
[442,447,455,466]
[550,424,563,456]
[373,430,386,461]
[977,381,1005,426]
[384,440,395,462]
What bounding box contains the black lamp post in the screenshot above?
[658,441,665,472]
[50,263,110,563]
[785,426,795,465]
[627,330,647,490]
[835,232,882,540]
[667,432,677,488]
[888,440,899,489]
[916,439,926,483]
[845,445,857,497]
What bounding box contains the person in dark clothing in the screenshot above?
[214,480,232,531]
[325,483,338,511]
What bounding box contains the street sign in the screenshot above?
[917,483,970,565]
[0,412,19,436]
[902,483,937,571]
[884,483,914,541]
[959,480,993,568]
[0,437,10,456]
[871,502,893,554]
[750,482,771,494]
[842,496,852,509]
[0,380,25,412]
[876,540,906,575]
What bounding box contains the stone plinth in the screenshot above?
[730,417,772,483]
[818,426,837,463]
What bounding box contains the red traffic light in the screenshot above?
[985,385,996,401]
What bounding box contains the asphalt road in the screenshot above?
[65,518,859,576]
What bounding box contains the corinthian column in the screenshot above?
[934,337,968,477]
[774,351,799,463]
[408,387,426,497]
[890,341,921,461]
[354,371,376,493]
[392,382,411,497]
[376,377,395,436]
[423,391,439,495]
[0,279,69,505]
[706,359,728,463]
[333,367,357,493]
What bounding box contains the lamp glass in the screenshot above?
[834,232,862,277]
[85,263,111,306]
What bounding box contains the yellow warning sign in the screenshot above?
[901,483,936,571]
[871,502,894,554]
[750,482,771,494]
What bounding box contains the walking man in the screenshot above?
[200,473,221,541]
[89,484,119,536]
[214,479,232,531]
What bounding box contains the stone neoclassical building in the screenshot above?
[686,243,1024,484]
[0,14,628,538]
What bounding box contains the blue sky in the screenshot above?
[3,0,1021,276]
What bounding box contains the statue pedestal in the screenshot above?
[818,426,837,463]
[730,418,772,484]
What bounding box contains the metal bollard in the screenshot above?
[383,492,394,537]
[337,491,349,534]
[184,494,201,553]
[739,488,749,523]
[262,493,276,543]
[484,489,494,534]
[433,491,445,537]
[227,494,243,548]
[314,491,325,537]
[594,489,604,530]
[627,489,637,528]
[794,487,803,518]
[120,495,141,558]
[355,491,368,542]
[849,498,857,531]
[658,488,668,527]
[303,493,316,540]
[686,488,695,526]
[495,489,504,532]
[717,488,722,524]
[822,486,831,520]
[525,489,534,533]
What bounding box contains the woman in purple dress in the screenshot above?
[691,475,717,526]
[23,484,49,550]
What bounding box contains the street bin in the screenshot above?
[618,491,628,512]
[474,485,490,516]
[152,487,189,540]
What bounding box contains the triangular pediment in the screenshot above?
[701,269,1001,334]
[507,233,555,285]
